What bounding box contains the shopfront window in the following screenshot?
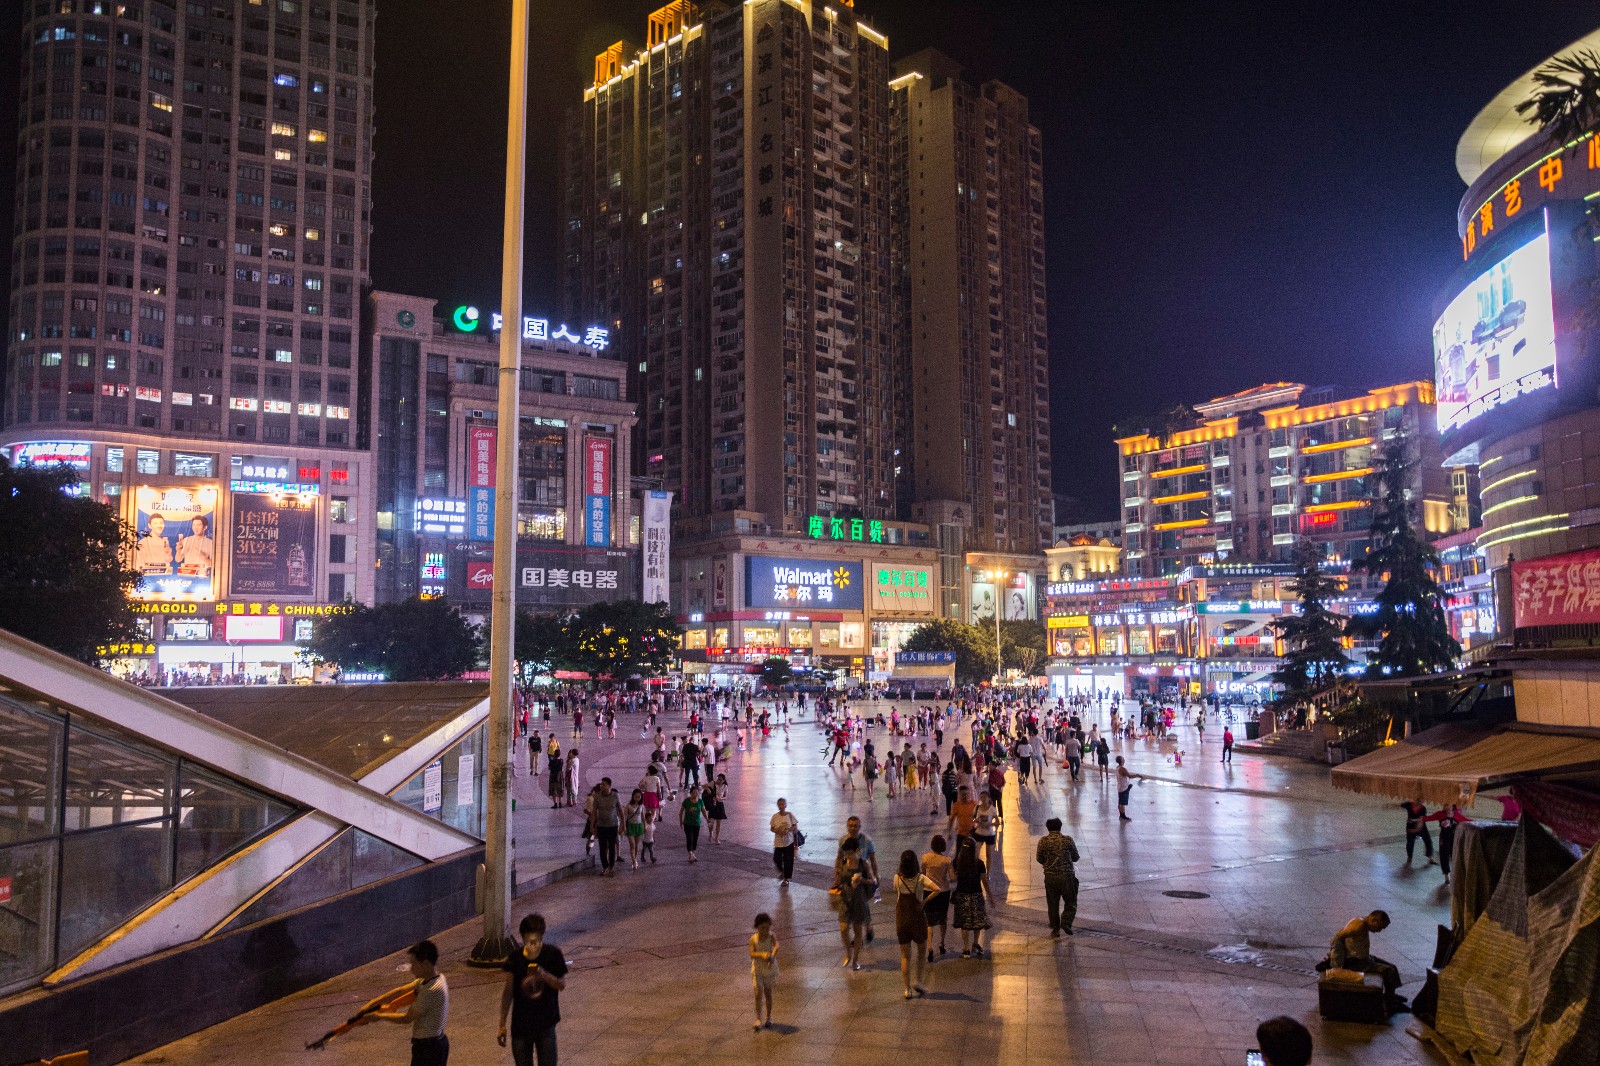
[1128,627,1153,656]
[818,626,841,648]
[839,623,864,649]
[105,447,124,473]
[742,626,780,647]
[787,627,812,648]
[172,452,216,477]
[1154,625,1180,654]
[135,448,160,474]
[1097,630,1125,656]
[164,619,212,641]
[682,629,707,650]
[711,627,730,648]
[515,422,566,540]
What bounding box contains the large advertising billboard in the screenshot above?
[467,425,495,542]
[746,556,864,610]
[584,436,612,547]
[132,484,219,601]
[514,546,637,609]
[1512,546,1600,629]
[869,564,934,614]
[1434,228,1557,436]
[229,492,318,597]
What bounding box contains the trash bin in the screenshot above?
[1244,720,1260,741]
[1326,742,1345,766]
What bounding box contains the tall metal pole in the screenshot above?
[470,0,527,967]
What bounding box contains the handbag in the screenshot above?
[792,828,806,849]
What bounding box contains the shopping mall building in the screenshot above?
[1439,26,1600,644]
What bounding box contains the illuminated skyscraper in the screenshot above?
[891,49,1053,558]
[5,0,374,450]
[562,0,900,533]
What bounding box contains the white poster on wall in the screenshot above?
[641,489,673,604]
[422,760,443,813]
[457,753,475,807]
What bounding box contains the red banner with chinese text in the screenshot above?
[1512,547,1600,628]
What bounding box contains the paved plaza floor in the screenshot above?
[128,700,1453,1065]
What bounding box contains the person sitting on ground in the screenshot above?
[1327,909,1407,1013]
[1255,1016,1312,1066]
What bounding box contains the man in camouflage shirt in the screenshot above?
[1035,817,1081,937]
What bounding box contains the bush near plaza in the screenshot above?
[759,656,794,688]
[0,459,142,663]
[304,596,483,681]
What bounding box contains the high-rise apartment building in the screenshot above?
[7,0,374,445]
[890,49,1052,557]
[562,0,899,531]
[2,0,379,679]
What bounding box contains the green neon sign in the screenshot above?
[807,515,884,543]
[452,305,481,331]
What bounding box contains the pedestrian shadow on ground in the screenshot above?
[917,991,980,1002]
[758,1023,801,1035]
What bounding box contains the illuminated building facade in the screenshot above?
[1436,27,1600,647]
[1116,380,1453,581]
[363,292,638,611]
[1,0,378,681]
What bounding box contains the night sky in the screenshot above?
[5,3,1599,518]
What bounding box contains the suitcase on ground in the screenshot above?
[1317,973,1388,1023]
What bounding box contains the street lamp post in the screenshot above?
[468,0,527,968]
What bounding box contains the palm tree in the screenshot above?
[1514,49,1600,148]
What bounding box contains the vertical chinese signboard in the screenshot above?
[585,436,611,547]
[230,492,317,597]
[1512,547,1600,628]
[467,425,495,543]
[641,489,672,603]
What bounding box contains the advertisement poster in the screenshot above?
[422,761,442,814]
[641,490,673,603]
[1004,573,1035,621]
[515,546,637,609]
[457,754,475,807]
[745,556,864,610]
[132,484,219,601]
[1433,229,1558,434]
[1512,547,1600,628]
[969,580,997,623]
[229,492,317,597]
[467,425,496,542]
[585,436,612,547]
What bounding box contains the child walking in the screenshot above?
[750,913,779,1030]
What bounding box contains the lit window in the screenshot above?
[268,223,289,237]
[263,399,291,414]
[150,93,172,112]
[273,149,293,162]
[271,122,297,138]
[273,349,293,362]
[308,129,327,144]
[304,228,320,240]
[274,72,298,88]
[325,405,350,419]
[41,351,62,366]
[298,402,323,416]
[229,397,259,411]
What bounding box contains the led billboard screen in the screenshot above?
[1433,229,1557,436]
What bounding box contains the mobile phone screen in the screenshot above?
[1245,1052,1266,1066]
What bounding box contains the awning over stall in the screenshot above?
[1330,722,1600,805]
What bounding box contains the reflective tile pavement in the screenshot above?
[127,700,1453,1065]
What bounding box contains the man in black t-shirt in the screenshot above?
[498,913,569,1066]
[681,737,701,787]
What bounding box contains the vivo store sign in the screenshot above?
[745,555,863,610]
[1432,226,1557,435]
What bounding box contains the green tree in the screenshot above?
[0,460,143,663]
[1515,49,1600,149]
[1270,538,1351,698]
[998,619,1047,673]
[759,656,794,689]
[513,610,575,692]
[304,597,482,681]
[564,599,680,682]
[1348,437,1461,677]
[902,617,996,685]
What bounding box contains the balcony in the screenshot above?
[1270,503,1296,516]
[1268,445,1294,458]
